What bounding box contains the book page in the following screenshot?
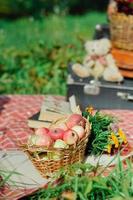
[39,96,72,121]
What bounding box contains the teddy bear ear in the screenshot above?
[100,38,111,49]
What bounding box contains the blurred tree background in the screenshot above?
[0,0,109,95]
[0,0,108,16]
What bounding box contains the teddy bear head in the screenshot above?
[84,38,111,56]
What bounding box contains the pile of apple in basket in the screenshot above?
[25,113,90,178]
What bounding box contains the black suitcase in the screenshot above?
[67,65,133,110]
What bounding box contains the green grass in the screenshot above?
[28,160,133,200]
[0,12,106,95]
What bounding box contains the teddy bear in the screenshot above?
[72,38,123,82]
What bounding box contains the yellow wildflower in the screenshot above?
[118,128,127,144]
[107,144,112,154]
[111,132,119,148]
[86,106,94,115]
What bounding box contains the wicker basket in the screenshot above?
[110,12,133,50]
[22,118,90,178]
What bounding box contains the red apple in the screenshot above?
[79,118,86,128]
[56,123,68,131]
[51,122,68,131]
[71,125,85,139]
[48,128,65,141]
[28,134,53,148]
[35,127,49,136]
[39,134,53,147]
[66,114,83,129]
[38,133,53,147]
[63,129,78,145]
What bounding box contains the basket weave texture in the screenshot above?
[110,12,133,50]
[22,118,90,178]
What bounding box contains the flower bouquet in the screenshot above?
[83,107,128,156]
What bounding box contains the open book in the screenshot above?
[28,95,80,128]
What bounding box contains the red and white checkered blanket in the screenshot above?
[0,95,133,200]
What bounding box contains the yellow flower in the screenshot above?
[111,132,119,148]
[86,106,94,115]
[107,144,112,154]
[118,128,127,144]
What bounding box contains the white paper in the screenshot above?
[39,96,71,117]
[0,150,49,189]
[85,152,133,167]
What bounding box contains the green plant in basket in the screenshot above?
[82,107,128,155]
